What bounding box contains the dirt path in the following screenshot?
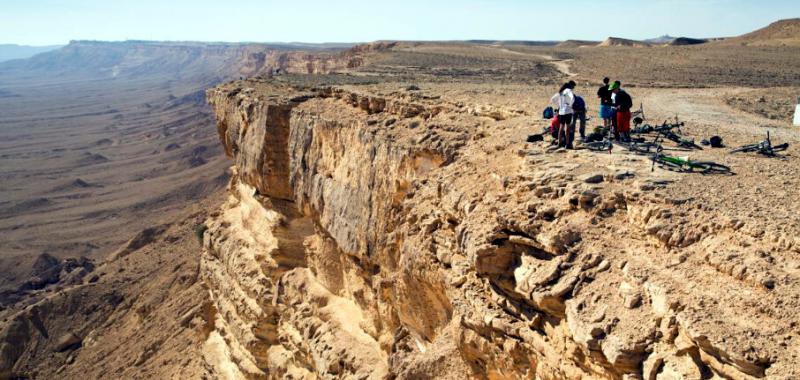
[640,87,799,143]
[485,45,577,77]
[547,58,576,77]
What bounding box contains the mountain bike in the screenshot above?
[583,125,615,153]
[657,125,703,150]
[730,131,789,156]
[620,139,660,154]
[651,144,731,174]
[632,103,646,126]
[632,117,681,134]
[631,124,654,134]
[632,118,702,150]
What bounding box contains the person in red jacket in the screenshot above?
[550,113,560,141]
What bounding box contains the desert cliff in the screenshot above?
[1,27,799,379]
[199,75,799,379]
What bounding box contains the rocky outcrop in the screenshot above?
[597,37,652,47]
[0,254,95,307]
[203,79,800,379]
[238,48,364,76]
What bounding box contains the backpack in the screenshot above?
[543,106,554,119]
[526,134,544,142]
[573,96,586,112]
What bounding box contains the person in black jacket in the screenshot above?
[611,82,633,141]
[573,94,587,143]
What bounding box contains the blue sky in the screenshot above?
[1,0,797,45]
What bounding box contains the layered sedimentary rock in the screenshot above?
[238,47,364,76]
[202,79,799,379]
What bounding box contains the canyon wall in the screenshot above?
[237,47,363,77]
[202,79,799,379]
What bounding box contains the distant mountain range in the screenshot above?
[471,19,800,49]
[0,44,63,63]
[644,35,677,44]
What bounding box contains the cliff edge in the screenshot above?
[200,77,799,379]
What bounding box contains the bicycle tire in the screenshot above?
[623,142,657,154]
[632,125,653,134]
[584,141,612,152]
[691,161,731,174]
[771,143,789,152]
[730,144,760,153]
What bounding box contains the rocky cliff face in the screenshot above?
[237,48,363,77]
[202,78,799,380]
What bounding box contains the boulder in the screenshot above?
[54,332,82,352]
[582,173,605,184]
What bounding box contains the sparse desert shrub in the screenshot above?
[194,224,208,245]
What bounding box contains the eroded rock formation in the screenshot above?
[202,79,799,379]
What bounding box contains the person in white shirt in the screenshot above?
[557,80,576,148]
[550,92,560,111]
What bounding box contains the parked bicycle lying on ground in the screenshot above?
[631,119,702,150]
[656,122,703,150]
[730,131,789,156]
[651,142,731,174]
[619,138,661,154]
[582,125,732,175]
[582,125,615,153]
[584,139,613,153]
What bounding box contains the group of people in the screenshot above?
[548,77,633,149]
[597,77,633,142]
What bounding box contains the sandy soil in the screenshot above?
[501,43,800,88]
[724,87,800,124]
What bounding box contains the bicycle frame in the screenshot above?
[651,136,687,171]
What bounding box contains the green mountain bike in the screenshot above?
[651,145,731,174]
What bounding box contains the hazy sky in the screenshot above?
[1,0,798,45]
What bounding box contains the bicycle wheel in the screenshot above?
[730,144,760,153]
[632,124,653,134]
[691,161,731,175]
[624,142,656,154]
[585,141,612,152]
[771,143,789,153]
